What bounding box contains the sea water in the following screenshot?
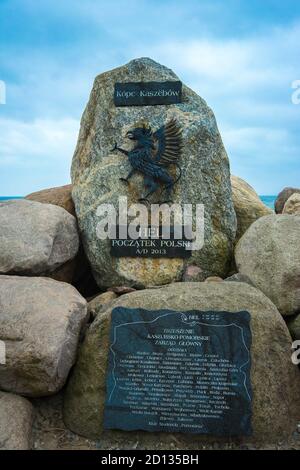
[0,196,276,209]
[259,195,276,210]
[0,197,23,201]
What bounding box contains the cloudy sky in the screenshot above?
[0,0,299,195]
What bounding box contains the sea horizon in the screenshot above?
[0,195,277,209]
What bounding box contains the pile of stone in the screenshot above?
[0,58,299,450]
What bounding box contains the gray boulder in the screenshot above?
[25,184,75,215]
[0,391,33,449]
[71,57,236,288]
[88,291,118,320]
[287,314,300,340]
[63,282,300,445]
[0,275,88,396]
[283,193,300,215]
[0,199,79,275]
[235,214,300,316]
[225,273,255,287]
[231,175,272,241]
[26,188,98,294]
[275,187,300,214]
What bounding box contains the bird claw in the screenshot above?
[111,142,118,152]
[138,198,150,204]
[119,178,129,184]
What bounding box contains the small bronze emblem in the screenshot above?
[111,119,182,202]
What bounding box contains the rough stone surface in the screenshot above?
[275,187,300,214]
[182,264,203,282]
[26,186,98,293]
[231,175,272,241]
[63,282,300,444]
[235,214,300,316]
[0,199,79,276]
[107,286,136,295]
[47,258,77,284]
[71,58,236,288]
[26,185,76,283]
[88,291,118,320]
[0,391,33,450]
[26,184,75,215]
[225,273,255,287]
[0,275,88,396]
[204,276,223,282]
[287,314,300,340]
[283,193,300,215]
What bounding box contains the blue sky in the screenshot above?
[0,0,299,195]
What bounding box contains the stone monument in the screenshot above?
[71,58,236,288]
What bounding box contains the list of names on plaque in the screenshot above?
[104,308,252,436]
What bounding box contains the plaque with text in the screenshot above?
[114,81,182,106]
[110,225,192,258]
[104,308,252,436]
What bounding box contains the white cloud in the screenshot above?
[221,125,299,194]
[0,117,79,165]
[135,23,300,193]
[0,12,299,195]
[0,118,79,195]
[142,22,300,92]
[222,126,298,161]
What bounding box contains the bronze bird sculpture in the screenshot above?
[111,118,183,202]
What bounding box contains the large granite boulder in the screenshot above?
[283,193,300,215]
[0,391,33,450]
[287,314,300,340]
[225,272,255,286]
[275,187,300,214]
[26,187,76,283]
[71,58,236,288]
[0,199,79,276]
[26,184,75,215]
[235,214,300,316]
[63,282,300,445]
[26,187,98,294]
[231,175,272,241]
[88,291,118,320]
[0,275,88,396]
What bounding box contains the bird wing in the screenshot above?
[130,148,167,178]
[152,118,183,167]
